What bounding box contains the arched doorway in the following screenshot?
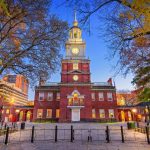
[120,111,125,122]
[26,111,31,122]
[19,111,24,121]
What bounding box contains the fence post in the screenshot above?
[106,126,110,143]
[4,127,9,145]
[71,125,74,142]
[31,126,35,143]
[121,126,125,143]
[146,126,150,144]
[55,125,57,142]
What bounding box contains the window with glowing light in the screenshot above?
[37,109,43,118]
[99,109,105,118]
[56,109,60,118]
[108,109,114,118]
[46,109,52,118]
[92,109,96,118]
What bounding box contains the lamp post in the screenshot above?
[145,98,150,125]
[0,95,4,123]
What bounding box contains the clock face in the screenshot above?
[72,48,79,55]
[73,75,78,81]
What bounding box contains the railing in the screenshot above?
[44,82,59,86]
[92,82,111,86]
[68,99,84,106]
[0,124,149,145]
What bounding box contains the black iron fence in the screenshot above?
[0,125,150,145]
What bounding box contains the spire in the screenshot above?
[73,9,78,26]
[74,9,77,21]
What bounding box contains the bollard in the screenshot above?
[71,125,74,142]
[31,126,35,143]
[121,126,125,143]
[4,124,7,130]
[55,125,58,142]
[5,127,9,145]
[145,126,150,144]
[106,126,110,143]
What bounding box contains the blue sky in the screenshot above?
[28,2,135,100]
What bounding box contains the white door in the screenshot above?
[72,109,80,121]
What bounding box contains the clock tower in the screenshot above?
[59,13,92,122]
[61,13,90,84]
[33,13,118,123]
[65,14,86,59]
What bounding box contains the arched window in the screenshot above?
[74,33,77,38]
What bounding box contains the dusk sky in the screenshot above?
[28,2,135,100]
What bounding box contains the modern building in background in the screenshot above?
[33,16,118,122]
[0,75,33,122]
[3,74,28,94]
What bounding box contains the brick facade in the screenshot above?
[33,17,118,122]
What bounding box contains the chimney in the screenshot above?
[107,78,112,86]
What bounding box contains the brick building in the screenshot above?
[0,75,33,122]
[33,16,118,122]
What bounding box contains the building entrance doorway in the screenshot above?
[71,108,80,122]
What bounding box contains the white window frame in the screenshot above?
[98,92,104,101]
[107,92,113,101]
[56,93,60,100]
[91,93,95,101]
[39,92,44,101]
[46,109,52,118]
[108,109,115,118]
[56,109,60,118]
[47,92,53,101]
[37,109,43,118]
[73,63,78,70]
[92,109,96,118]
[99,109,105,118]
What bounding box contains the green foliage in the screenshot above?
[138,88,150,102]
[132,66,150,87]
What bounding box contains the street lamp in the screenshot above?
[145,99,150,125]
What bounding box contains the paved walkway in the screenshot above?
[0,122,149,150]
[0,141,150,150]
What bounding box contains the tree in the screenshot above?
[65,0,150,86]
[138,88,150,102]
[0,0,10,16]
[0,0,68,86]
